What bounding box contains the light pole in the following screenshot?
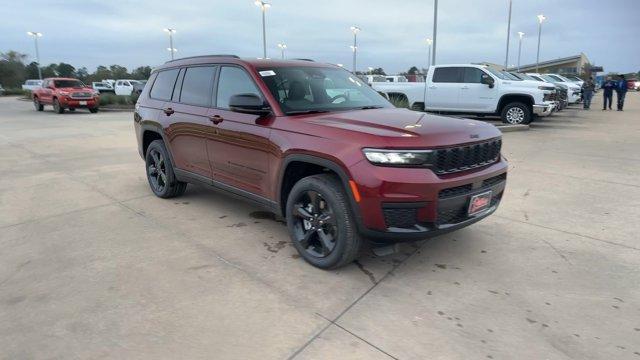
[255,1,271,59]
[504,0,512,69]
[368,67,374,75]
[423,38,433,107]
[350,26,360,73]
[432,0,438,65]
[517,32,525,72]
[27,31,42,80]
[277,43,287,59]
[163,28,177,60]
[536,14,546,72]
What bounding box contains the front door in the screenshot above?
[207,65,272,198]
[458,67,495,112]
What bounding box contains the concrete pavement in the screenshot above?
[1,93,639,359]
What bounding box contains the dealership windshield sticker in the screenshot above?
[259,70,276,77]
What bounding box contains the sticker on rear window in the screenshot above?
[259,70,276,77]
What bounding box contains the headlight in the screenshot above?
[59,91,69,96]
[538,86,555,91]
[363,148,433,166]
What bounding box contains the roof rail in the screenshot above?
[292,58,315,62]
[165,54,240,63]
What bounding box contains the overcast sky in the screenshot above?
[2,0,638,74]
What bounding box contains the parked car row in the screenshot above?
[19,78,149,96]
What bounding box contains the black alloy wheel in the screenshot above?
[291,190,338,258]
[147,147,168,194]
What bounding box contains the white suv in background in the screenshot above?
[114,79,143,96]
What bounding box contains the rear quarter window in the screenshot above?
[150,69,180,101]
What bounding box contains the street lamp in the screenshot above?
[277,43,287,59]
[26,31,43,80]
[536,14,546,72]
[517,32,525,72]
[368,67,374,75]
[163,28,177,60]
[350,26,360,73]
[425,38,433,69]
[255,0,271,59]
[431,0,438,66]
[503,0,513,69]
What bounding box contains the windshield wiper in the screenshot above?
[357,105,385,110]
[286,110,331,115]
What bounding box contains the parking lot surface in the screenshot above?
[1,94,639,359]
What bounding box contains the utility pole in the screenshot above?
[504,0,512,69]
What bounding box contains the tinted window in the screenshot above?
[216,67,261,109]
[463,68,485,83]
[180,66,215,106]
[150,69,179,101]
[54,80,84,88]
[433,67,462,83]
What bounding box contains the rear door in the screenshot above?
[426,66,463,110]
[40,80,54,104]
[458,67,495,111]
[206,65,272,198]
[164,66,216,179]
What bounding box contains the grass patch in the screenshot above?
[99,93,138,107]
[1,88,31,97]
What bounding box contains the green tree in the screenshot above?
[0,51,28,88]
[25,62,40,79]
[76,67,89,82]
[41,64,58,78]
[109,65,129,79]
[56,63,76,77]
[131,66,152,80]
[94,66,112,81]
[371,67,386,75]
[406,66,419,75]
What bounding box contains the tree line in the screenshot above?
[0,50,152,89]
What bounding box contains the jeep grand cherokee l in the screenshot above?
[134,55,508,269]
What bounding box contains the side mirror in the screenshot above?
[481,74,495,88]
[229,94,271,115]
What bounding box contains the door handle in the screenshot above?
[429,86,437,89]
[460,86,469,89]
[209,114,224,125]
[163,107,174,116]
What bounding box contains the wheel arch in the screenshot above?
[139,124,177,170]
[497,93,534,113]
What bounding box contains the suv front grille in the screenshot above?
[433,138,501,175]
[70,92,93,99]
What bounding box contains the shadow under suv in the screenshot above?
[134,55,508,269]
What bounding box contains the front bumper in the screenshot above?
[532,102,555,116]
[349,157,508,241]
[59,97,99,108]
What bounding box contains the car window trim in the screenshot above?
[212,64,267,111]
[176,65,217,108]
[433,66,464,83]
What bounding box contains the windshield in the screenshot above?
[548,75,566,82]
[258,66,392,114]
[54,80,85,88]
[485,67,510,80]
[502,71,522,81]
[540,75,559,83]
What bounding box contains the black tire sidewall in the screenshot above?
[53,99,64,114]
[501,102,531,124]
[286,175,356,269]
[145,140,180,198]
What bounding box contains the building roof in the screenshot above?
[508,53,589,72]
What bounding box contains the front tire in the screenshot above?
[145,140,187,198]
[286,174,362,269]
[89,108,99,113]
[501,102,531,125]
[53,98,64,114]
[33,97,44,111]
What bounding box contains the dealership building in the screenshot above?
[509,53,601,77]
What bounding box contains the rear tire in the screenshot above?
[89,108,99,113]
[33,97,44,111]
[501,102,531,125]
[145,140,187,198]
[286,174,362,269]
[53,98,64,114]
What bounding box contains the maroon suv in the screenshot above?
[134,55,507,269]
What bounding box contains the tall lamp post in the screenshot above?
[277,43,287,59]
[423,37,433,106]
[504,0,513,69]
[26,31,43,80]
[517,32,525,71]
[431,0,438,66]
[536,14,546,72]
[163,28,177,60]
[255,1,271,59]
[350,26,360,73]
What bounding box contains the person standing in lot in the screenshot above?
[601,76,615,110]
[615,74,628,111]
[581,77,595,109]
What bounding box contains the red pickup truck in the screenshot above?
[32,77,100,114]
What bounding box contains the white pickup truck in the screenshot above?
[372,64,556,124]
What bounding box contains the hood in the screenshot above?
[301,108,501,147]
[58,87,93,92]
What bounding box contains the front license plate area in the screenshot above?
[79,101,87,105]
[468,191,492,216]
